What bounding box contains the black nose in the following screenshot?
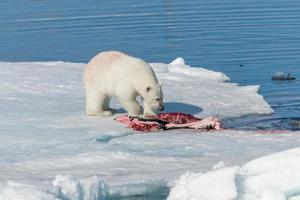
[158,106,164,111]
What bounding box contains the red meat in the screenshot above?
[115,112,221,132]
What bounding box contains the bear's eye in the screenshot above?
[156,98,160,101]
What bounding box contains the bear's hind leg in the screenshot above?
[118,97,142,116]
[85,90,112,117]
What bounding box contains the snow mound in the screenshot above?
[167,167,239,200]
[238,148,300,200]
[150,57,230,82]
[168,147,300,200]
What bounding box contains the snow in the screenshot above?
[0,182,58,200]
[0,58,299,199]
[167,167,239,200]
[168,148,300,200]
[238,148,300,200]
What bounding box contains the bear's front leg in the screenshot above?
[118,98,142,116]
[143,110,157,118]
[143,101,157,118]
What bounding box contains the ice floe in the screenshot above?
[0,58,295,199]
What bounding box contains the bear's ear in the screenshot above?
[159,82,164,88]
[146,86,151,92]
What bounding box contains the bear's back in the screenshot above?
[84,51,158,96]
[89,51,154,76]
[88,51,124,68]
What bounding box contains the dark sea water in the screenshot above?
[1,1,299,129]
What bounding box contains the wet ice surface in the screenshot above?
[1,60,299,200]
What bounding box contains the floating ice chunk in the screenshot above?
[167,167,239,200]
[272,72,296,81]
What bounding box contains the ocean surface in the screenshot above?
[1,0,299,131]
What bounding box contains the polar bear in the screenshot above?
[83,51,164,117]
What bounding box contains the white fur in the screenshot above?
[83,51,164,117]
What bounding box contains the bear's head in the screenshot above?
[143,84,164,116]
